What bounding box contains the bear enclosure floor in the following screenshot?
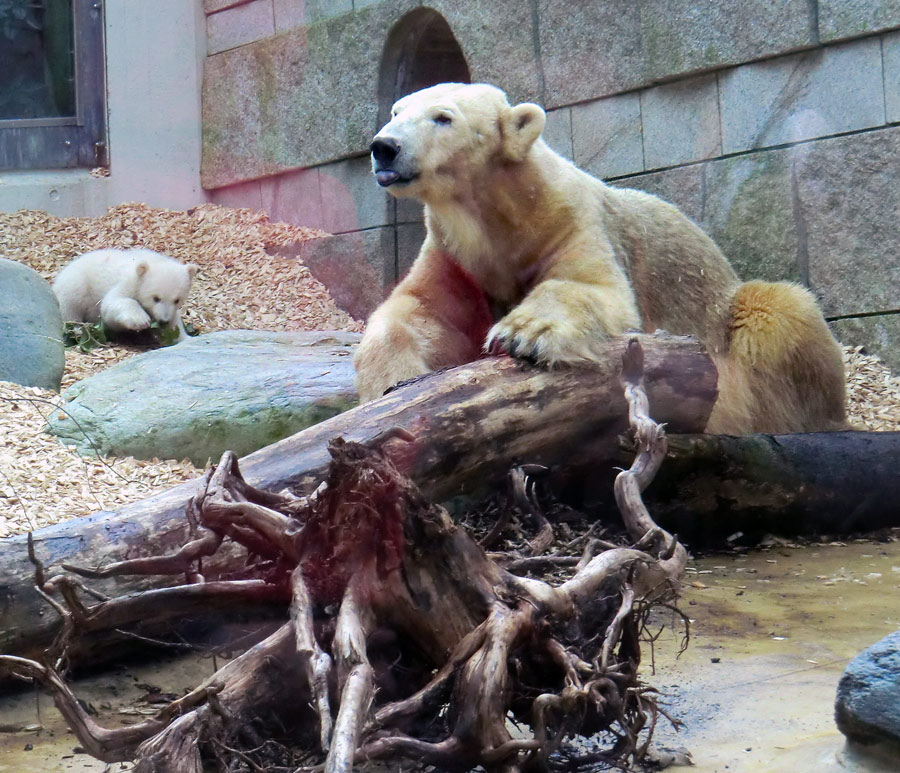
[1,538,898,772]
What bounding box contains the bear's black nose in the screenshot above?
[370,137,400,165]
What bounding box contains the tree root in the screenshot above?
[6,337,687,772]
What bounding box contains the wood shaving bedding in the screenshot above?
[0,203,898,538]
[0,202,362,335]
[0,380,199,538]
[843,346,900,432]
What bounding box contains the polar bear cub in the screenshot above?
[53,248,197,341]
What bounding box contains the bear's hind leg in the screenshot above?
[709,280,847,434]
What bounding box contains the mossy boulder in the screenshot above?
[0,258,65,391]
[47,330,359,465]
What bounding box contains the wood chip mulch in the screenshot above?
[0,203,897,538]
[1,203,361,536]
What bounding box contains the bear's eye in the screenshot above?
[153,295,161,303]
[174,298,180,304]
[433,113,452,126]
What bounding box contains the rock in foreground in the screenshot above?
[47,329,359,465]
[0,258,65,391]
[835,630,900,749]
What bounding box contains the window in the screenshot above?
[0,0,106,170]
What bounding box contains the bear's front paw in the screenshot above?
[113,307,152,331]
[486,306,603,365]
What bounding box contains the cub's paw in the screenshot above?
[486,306,602,365]
[113,307,152,331]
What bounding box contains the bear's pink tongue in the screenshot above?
[376,170,400,186]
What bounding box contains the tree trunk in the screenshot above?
[637,431,900,546]
[0,333,716,663]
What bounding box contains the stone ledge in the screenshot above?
[204,0,254,15]
[207,0,274,56]
[819,0,900,42]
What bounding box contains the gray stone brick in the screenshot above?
[396,193,424,226]
[538,0,644,108]
[572,93,643,179]
[259,168,324,230]
[203,15,382,187]
[641,74,721,169]
[273,228,395,320]
[819,0,900,42]
[209,178,264,211]
[830,315,900,372]
[640,0,815,83]
[318,155,392,232]
[616,165,706,225]
[202,0,543,187]
[543,107,573,161]
[437,1,542,105]
[796,125,900,317]
[719,38,885,154]
[207,0,274,55]
[273,0,341,31]
[701,152,801,284]
[884,30,900,123]
[397,221,427,280]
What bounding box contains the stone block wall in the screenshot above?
[202,0,900,368]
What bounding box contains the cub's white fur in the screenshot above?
[52,248,196,341]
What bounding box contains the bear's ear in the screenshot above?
[135,260,149,279]
[186,263,198,279]
[500,102,546,161]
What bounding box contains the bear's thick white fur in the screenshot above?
[52,248,196,341]
[354,83,847,434]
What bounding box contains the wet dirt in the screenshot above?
[1,539,898,771]
[648,537,900,772]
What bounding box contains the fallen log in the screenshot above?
[1,338,688,772]
[638,431,900,546]
[0,333,717,663]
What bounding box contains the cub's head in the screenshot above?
[133,252,197,326]
[370,82,546,202]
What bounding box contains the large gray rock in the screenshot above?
[0,258,64,391]
[835,630,900,748]
[47,330,359,465]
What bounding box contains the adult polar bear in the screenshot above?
[354,82,846,434]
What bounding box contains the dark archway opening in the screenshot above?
[377,8,471,128]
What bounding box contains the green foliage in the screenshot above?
[63,320,199,352]
[151,320,199,347]
[149,320,181,348]
[63,321,108,352]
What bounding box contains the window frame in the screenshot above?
[0,0,107,170]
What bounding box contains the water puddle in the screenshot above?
[648,538,900,772]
